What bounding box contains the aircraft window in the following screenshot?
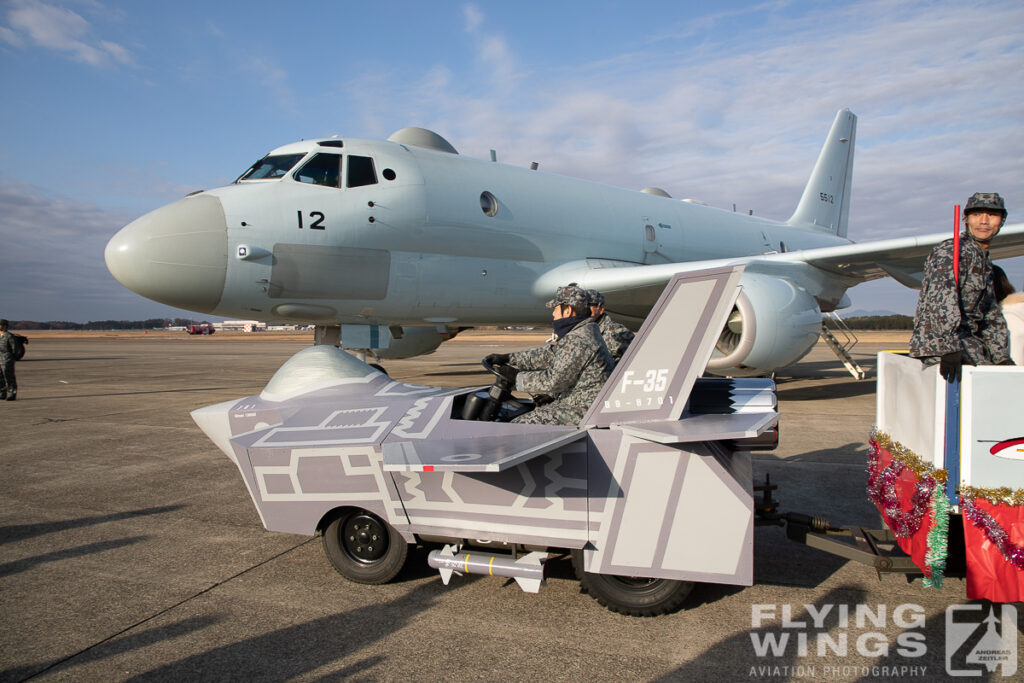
[237,153,306,181]
[480,191,498,217]
[347,155,378,188]
[294,153,342,188]
[382,168,396,181]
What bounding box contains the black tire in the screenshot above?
[571,549,694,616]
[321,509,408,584]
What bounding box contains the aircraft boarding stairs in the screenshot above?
[820,312,865,380]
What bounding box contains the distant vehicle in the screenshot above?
[186,323,215,335]
[192,267,781,615]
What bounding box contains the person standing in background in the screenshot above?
[0,319,18,401]
[992,266,1024,365]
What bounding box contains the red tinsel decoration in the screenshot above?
[867,441,936,538]
[961,497,1024,571]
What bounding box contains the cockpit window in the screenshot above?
[294,153,342,188]
[237,153,305,182]
[347,155,378,188]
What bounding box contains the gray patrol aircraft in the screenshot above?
[105,109,1024,375]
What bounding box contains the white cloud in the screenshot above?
[460,4,520,92]
[462,3,483,33]
[2,0,134,67]
[0,23,23,46]
[98,39,132,66]
[403,1,1022,235]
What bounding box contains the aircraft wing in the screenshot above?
[769,221,1024,288]
[616,412,778,445]
[536,222,1024,312]
[382,430,585,472]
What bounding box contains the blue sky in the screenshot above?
[1,0,1022,322]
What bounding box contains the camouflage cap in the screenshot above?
[586,289,605,307]
[545,284,591,310]
[964,192,1006,216]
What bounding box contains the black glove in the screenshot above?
[484,353,511,367]
[497,364,519,385]
[938,351,962,383]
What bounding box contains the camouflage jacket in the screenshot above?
[0,331,15,363]
[509,319,613,425]
[909,235,1009,365]
[596,313,635,362]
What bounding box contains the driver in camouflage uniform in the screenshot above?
[485,285,613,425]
[909,192,1012,380]
[586,288,635,363]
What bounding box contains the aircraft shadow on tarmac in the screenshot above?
[776,358,879,381]
[1,540,472,680]
[776,382,875,402]
[0,505,183,545]
[758,442,870,464]
[0,616,222,683]
[0,537,147,579]
[650,587,956,680]
[22,387,233,401]
[33,580,463,681]
[752,527,853,589]
[20,357,128,363]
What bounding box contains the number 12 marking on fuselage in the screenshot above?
[297,211,326,230]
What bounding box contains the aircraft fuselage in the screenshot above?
[106,133,849,328]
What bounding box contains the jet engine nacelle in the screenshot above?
[706,273,822,377]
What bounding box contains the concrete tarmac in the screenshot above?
[0,332,1014,681]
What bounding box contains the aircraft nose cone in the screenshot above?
[105,194,228,313]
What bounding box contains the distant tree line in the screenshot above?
[826,314,914,330]
[7,318,203,330]
[8,314,916,332]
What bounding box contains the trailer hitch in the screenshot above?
[753,473,924,580]
[754,473,836,541]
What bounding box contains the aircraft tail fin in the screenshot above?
[786,109,856,237]
[581,265,743,428]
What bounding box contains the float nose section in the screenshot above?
[105,193,228,313]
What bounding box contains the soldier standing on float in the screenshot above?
[909,192,1013,379]
[484,285,613,425]
[0,319,17,401]
[586,289,635,363]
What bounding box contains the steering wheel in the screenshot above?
[480,357,512,397]
[478,358,537,422]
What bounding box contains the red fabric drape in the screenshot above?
[872,446,934,576]
[963,498,1024,603]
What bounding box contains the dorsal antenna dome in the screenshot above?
[387,127,458,154]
